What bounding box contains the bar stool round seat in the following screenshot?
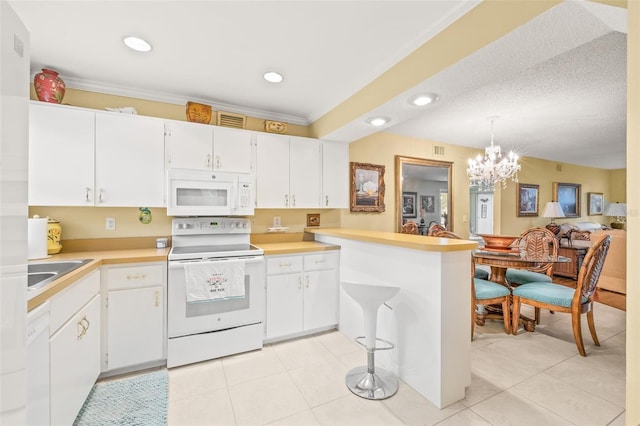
[342,281,400,400]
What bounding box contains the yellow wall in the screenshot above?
[344,131,623,238]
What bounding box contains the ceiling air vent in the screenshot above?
[217,111,246,129]
[433,145,445,156]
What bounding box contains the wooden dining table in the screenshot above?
[472,249,570,332]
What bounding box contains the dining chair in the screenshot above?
[505,227,559,323]
[426,222,446,236]
[401,221,419,234]
[511,234,611,356]
[433,230,490,280]
[506,227,558,285]
[472,265,511,340]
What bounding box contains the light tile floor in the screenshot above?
[167,302,626,425]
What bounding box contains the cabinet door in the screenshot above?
[165,119,213,170]
[50,295,100,426]
[213,126,252,173]
[321,140,349,208]
[265,274,304,339]
[28,103,95,206]
[95,112,166,207]
[256,133,290,208]
[303,270,338,331]
[107,287,164,370]
[289,137,321,208]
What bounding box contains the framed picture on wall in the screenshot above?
[588,192,604,215]
[553,182,581,218]
[402,192,417,218]
[517,183,539,217]
[349,162,386,212]
[421,195,435,213]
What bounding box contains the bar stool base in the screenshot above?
[345,366,398,400]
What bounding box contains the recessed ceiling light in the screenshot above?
[409,93,439,106]
[123,36,152,52]
[366,117,390,127]
[264,71,284,83]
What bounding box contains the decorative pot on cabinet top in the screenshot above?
[34,68,66,104]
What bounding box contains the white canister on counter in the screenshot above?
[156,238,168,249]
[28,215,48,259]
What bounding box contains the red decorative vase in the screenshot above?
[34,68,65,104]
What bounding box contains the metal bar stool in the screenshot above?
[341,281,400,400]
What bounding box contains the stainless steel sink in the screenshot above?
[27,259,93,291]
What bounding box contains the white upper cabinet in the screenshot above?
[165,120,252,173]
[165,119,213,170]
[28,102,95,206]
[321,140,349,208]
[212,126,252,173]
[289,136,321,208]
[255,133,320,208]
[95,112,166,207]
[256,132,291,208]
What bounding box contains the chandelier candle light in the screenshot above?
[466,117,520,191]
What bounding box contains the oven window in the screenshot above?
[186,275,250,317]
[176,188,228,207]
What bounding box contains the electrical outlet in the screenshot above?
[106,217,116,231]
[273,216,281,227]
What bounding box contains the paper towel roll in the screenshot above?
[28,217,48,260]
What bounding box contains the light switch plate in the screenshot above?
[273,216,281,227]
[106,217,116,231]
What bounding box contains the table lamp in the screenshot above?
[542,201,565,235]
[604,202,626,229]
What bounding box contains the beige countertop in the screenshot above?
[305,227,478,252]
[255,241,340,256]
[27,248,169,312]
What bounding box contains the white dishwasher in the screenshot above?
[27,301,50,426]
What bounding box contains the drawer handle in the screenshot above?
[279,262,292,269]
[154,290,160,307]
[305,276,309,288]
[77,315,89,340]
[127,273,146,280]
[315,259,326,264]
[298,276,302,289]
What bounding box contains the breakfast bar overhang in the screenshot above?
[305,228,478,408]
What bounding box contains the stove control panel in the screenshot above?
[172,217,251,235]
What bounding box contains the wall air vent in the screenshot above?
[217,111,246,129]
[433,145,445,156]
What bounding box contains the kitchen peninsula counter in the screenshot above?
[306,227,477,409]
[27,248,169,312]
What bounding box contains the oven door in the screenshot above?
[168,256,264,338]
[167,169,237,216]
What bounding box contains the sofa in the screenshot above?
[590,229,626,294]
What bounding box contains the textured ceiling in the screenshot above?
[9,0,627,169]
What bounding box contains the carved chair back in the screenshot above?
[517,227,559,277]
[401,221,419,235]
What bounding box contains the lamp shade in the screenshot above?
[604,202,626,217]
[542,201,565,218]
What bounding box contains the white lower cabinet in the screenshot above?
[49,270,101,426]
[102,262,166,373]
[265,251,339,341]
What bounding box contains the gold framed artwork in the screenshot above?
[588,192,604,215]
[553,182,581,218]
[517,183,539,217]
[350,162,385,212]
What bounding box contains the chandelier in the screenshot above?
[466,117,520,191]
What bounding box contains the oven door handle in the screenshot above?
[169,256,264,269]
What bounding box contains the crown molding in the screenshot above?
[61,76,309,126]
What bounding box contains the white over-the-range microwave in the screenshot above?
[167,168,254,216]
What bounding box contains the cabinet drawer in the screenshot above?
[106,263,165,290]
[304,252,339,271]
[50,270,100,335]
[267,256,303,275]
